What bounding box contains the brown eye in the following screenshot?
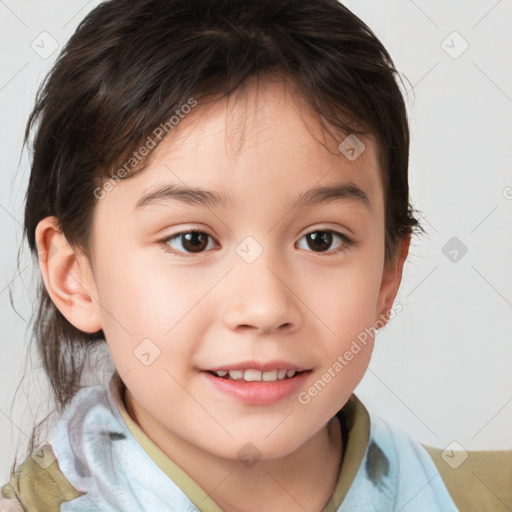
[297,230,351,254]
[306,231,332,252]
[163,230,216,255]
[180,232,209,252]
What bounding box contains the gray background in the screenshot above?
[1,0,511,477]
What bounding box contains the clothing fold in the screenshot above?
[1,372,458,511]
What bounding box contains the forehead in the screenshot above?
[99,79,383,217]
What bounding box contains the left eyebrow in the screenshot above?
[133,182,371,212]
[286,183,371,211]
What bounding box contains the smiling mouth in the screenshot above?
[207,369,308,382]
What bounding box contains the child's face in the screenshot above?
[73,80,403,460]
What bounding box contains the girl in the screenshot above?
[1,0,459,510]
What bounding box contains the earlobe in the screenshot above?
[375,233,411,325]
[35,216,103,333]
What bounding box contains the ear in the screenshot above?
[374,233,411,326]
[35,216,102,333]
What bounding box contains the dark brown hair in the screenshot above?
[16,0,422,470]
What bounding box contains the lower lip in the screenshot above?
[202,371,310,405]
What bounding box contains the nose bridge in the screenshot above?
[222,236,301,333]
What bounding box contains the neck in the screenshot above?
[125,388,343,512]
[211,416,343,512]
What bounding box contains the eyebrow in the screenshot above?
[289,183,371,211]
[133,182,371,212]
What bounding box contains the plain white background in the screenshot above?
[1,0,511,478]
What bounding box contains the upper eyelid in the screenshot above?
[162,227,351,248]
[164,226,349,239]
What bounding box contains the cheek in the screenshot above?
[95,246,183,327]
[308,257,383,340]
[298,269,379,414]
[92,250,213,372]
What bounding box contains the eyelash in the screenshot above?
[159,228,353,258]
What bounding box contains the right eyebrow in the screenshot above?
[134,184,233,211]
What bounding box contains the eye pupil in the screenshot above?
[307,231,332,252]
[182,232,208,252]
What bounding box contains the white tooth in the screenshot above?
[286,370,296,378]
[244,369,262,382]
[215,370,228,377]
[262,370,278,382]
[228,370,244,380]
[278,369,287,380]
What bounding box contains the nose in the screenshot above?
[222,251,302,335]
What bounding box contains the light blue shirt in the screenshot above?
[47,384,458,511]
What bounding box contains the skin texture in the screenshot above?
[36,78,410,511]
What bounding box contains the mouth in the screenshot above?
[202,367,311,404]
[206,368,307,382]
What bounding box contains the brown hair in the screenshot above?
[15,0,422,471]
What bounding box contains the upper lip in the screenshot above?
[203,360,309,372]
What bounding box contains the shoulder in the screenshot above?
[423,445,512,512]
[0,383,110,512]
[361,412,459,511]
[0,443,83,512]
[338,397,458,510]
[366,413,512,512]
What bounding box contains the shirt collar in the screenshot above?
[108,371,371,511]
